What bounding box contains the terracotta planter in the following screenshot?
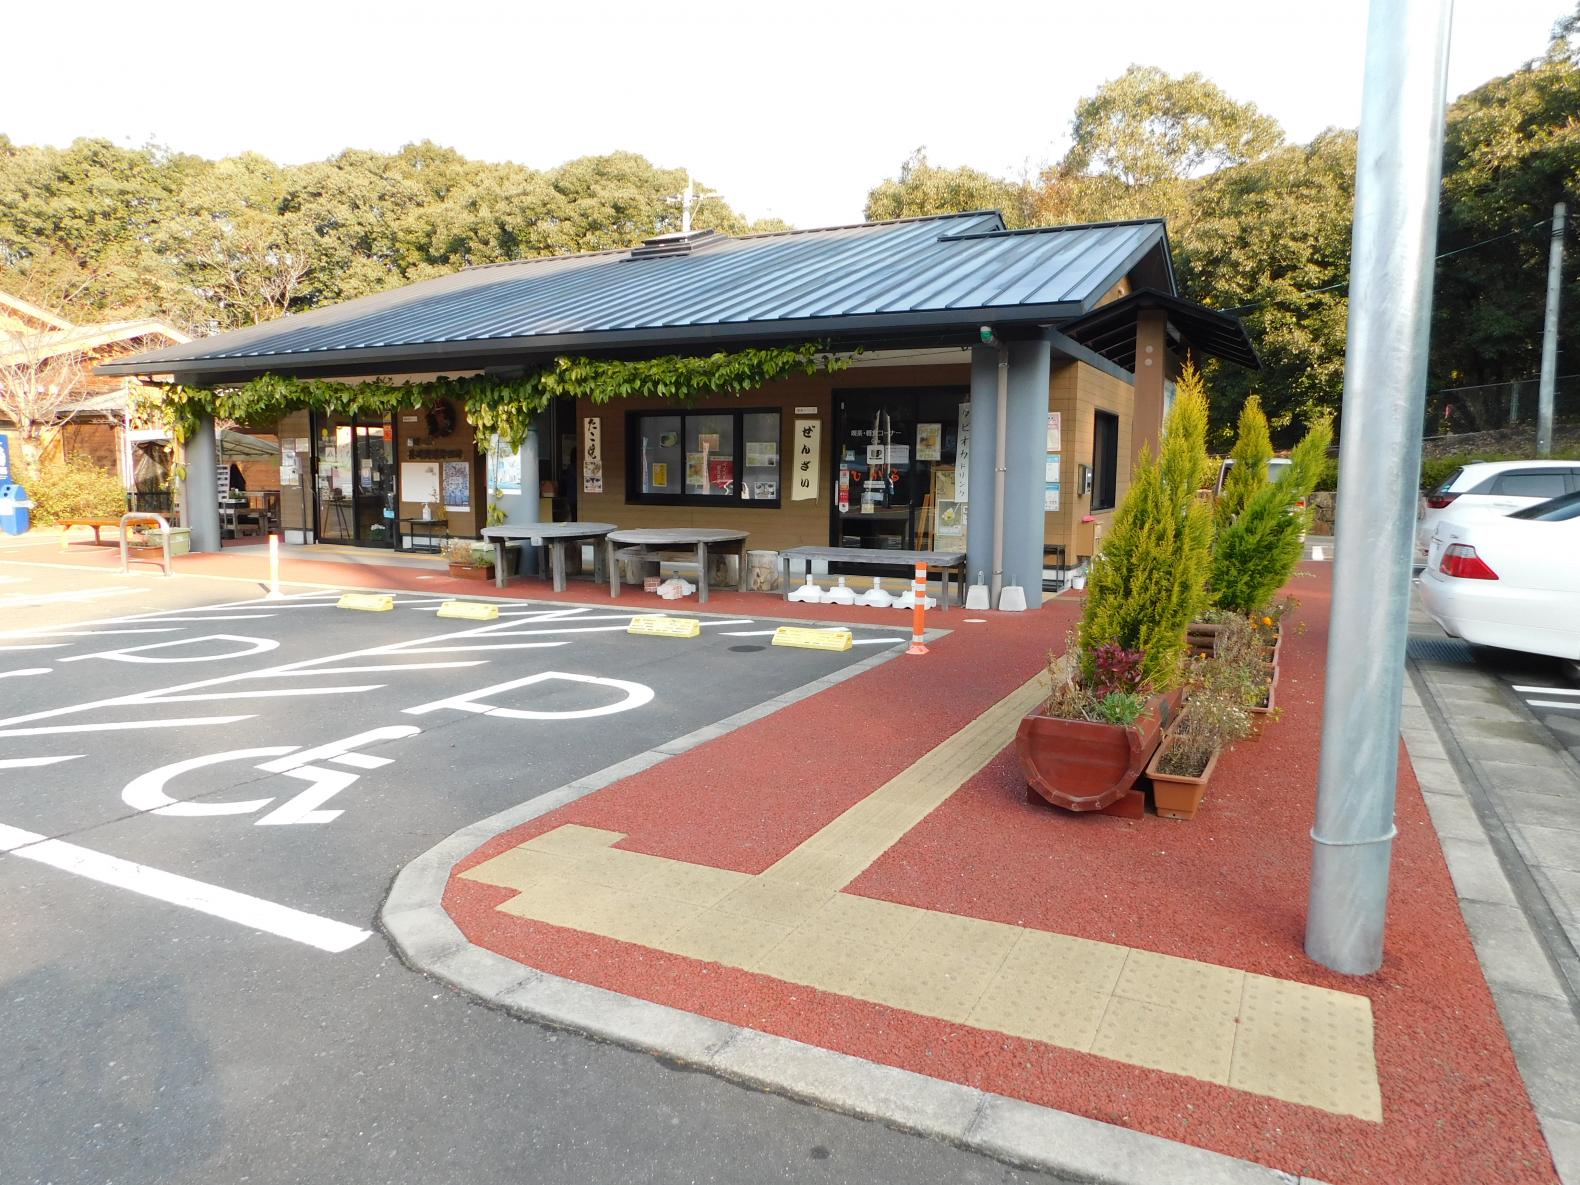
[1146,736,1222,820]
[1248,676,1278,739]
[449,563,496,581]
[1017,689,1181,813]
[1186,621,1221,658]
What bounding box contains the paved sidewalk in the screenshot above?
[1405,599,1580,1184]
[390,564,1556,1185]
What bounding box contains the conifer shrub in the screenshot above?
[1210,413,1333,614]
[1215,394,1273,529]
[1077,364,1213,691]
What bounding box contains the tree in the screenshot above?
[864,149,1033,225]
[0,329,90,467]
[1079,366,1212,689]
[1215,394,1274,529]
[1431,15,1580,388]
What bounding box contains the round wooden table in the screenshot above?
[604,528,749,604]
[481,522,617,591]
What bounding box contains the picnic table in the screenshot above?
[481,522,616,592]
[605,528,748,605]
[776,545,968,612]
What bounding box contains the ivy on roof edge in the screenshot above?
[144,343,853,446]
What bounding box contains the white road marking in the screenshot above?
[0,755,82,769]
[0,667,51,678]
[404,671,655,720]
[0,716,255,737]
[405,642,570,653]
[134,614,278,622]
[255,662,488,676]
[141,685,384,702]
[1514,685,1580,696]
[32,629,181,637]
[0,823,371,953]
[123,747,294,815]
[1526,700,1580,711]
[60,634,281,664]
[0,643,70,651]
[0,587,136,610]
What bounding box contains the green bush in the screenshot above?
[1210,414,1333,614]
[1215,395,1273,529]
[1079,363,1213,691]
[18,455,126,527]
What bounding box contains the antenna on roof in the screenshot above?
[668,172,725,234]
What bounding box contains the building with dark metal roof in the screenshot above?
[104,211,1255,603]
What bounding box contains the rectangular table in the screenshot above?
[400,517,448,554]
[776,546,968,612]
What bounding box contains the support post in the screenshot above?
[1537,201,1566,457]
[1306,0,1452,976]
[181,414,222,554]
[1131,309,1169,471]
[1001,338,1053,603]
[966,346,1001,592]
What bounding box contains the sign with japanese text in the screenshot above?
[583,417,603,494]
[791,419,820,501]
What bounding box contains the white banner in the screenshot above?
[791,419,820,501]
[582,417,603,494]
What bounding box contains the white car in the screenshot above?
[1417,460,1580,560]
[1417,490,1580,660]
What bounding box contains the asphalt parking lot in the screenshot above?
[0,564,1063,1185]
[1477,649,1580,766]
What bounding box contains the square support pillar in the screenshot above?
[966,345,1001,587]
[1001,340,1053,599]
[1131,309,1169,470]
[181,415,222,554]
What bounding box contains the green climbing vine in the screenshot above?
[139,344,852,446]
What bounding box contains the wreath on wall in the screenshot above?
[425,400,458,439]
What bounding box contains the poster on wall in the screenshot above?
[442,461,471,511]
[936,499,966,539]
[280,448,299,487]
[1044,481,1061,512]
[1047,412,1062,452]
[744,441,777,468]
[487,436,522,495]
[1045,454,1061,482]
[792,418,821,501]
[650,462,669,488]
[916,423,942,461]
[583,417,603,494]
[685,452,706,491]
[707,458,735,494]
[955,403,971,500]
[401,462,440,505]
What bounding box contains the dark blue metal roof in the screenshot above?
[102,211,1177,382]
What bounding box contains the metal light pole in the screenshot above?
[1306,0,1454,975]
[1537,201,1567,457]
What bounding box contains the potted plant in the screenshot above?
[446,538,495,581]
[1146,660,1254,820]
[1017,374,1212,815]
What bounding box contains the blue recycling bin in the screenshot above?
[0,483,33,535]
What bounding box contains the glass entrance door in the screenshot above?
[314,413,396,546]
[831,389,962,554]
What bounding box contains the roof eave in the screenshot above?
[95,302,1089,384]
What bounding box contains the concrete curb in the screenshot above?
[380,658,1328,1185]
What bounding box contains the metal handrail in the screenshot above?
[119,512,173,577]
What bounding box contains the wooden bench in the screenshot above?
[776,545,968,611]
[58,518,127,549]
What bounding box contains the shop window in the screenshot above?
[1091,411,1119,511]
[626,409,781,507]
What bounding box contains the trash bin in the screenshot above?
[0,483,33,535]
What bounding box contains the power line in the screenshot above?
[1219,216,1557,315]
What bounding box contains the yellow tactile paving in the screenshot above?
[463,674,1384,1121]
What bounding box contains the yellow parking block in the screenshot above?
[336,592,394,612]
[437,600,499,621]
[772,626,853,652]
[628,615,701,639]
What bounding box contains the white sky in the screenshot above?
[2,0,1568,229]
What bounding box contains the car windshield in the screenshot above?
[1507,489,1580,521]
[1432,467,1465,495]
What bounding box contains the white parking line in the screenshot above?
[0,823,371,953]
[0,755,81,769]
[1525,700,1580,711]
[0,668,51,679]
[0,716,255,737]
[1514,685,1580,696]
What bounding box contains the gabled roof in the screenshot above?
[0,291,75,333]
[1062,288,1259,371]
[100,212,1179,383]
[0,318,191,368]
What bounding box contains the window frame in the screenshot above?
[1091,410,1120,512]
[622,407,783,509]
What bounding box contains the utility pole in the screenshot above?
[672,172,723,235]
[1537,201,1567,457]
[1306,0,1453,976]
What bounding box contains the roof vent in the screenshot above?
[628,228,721,260]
